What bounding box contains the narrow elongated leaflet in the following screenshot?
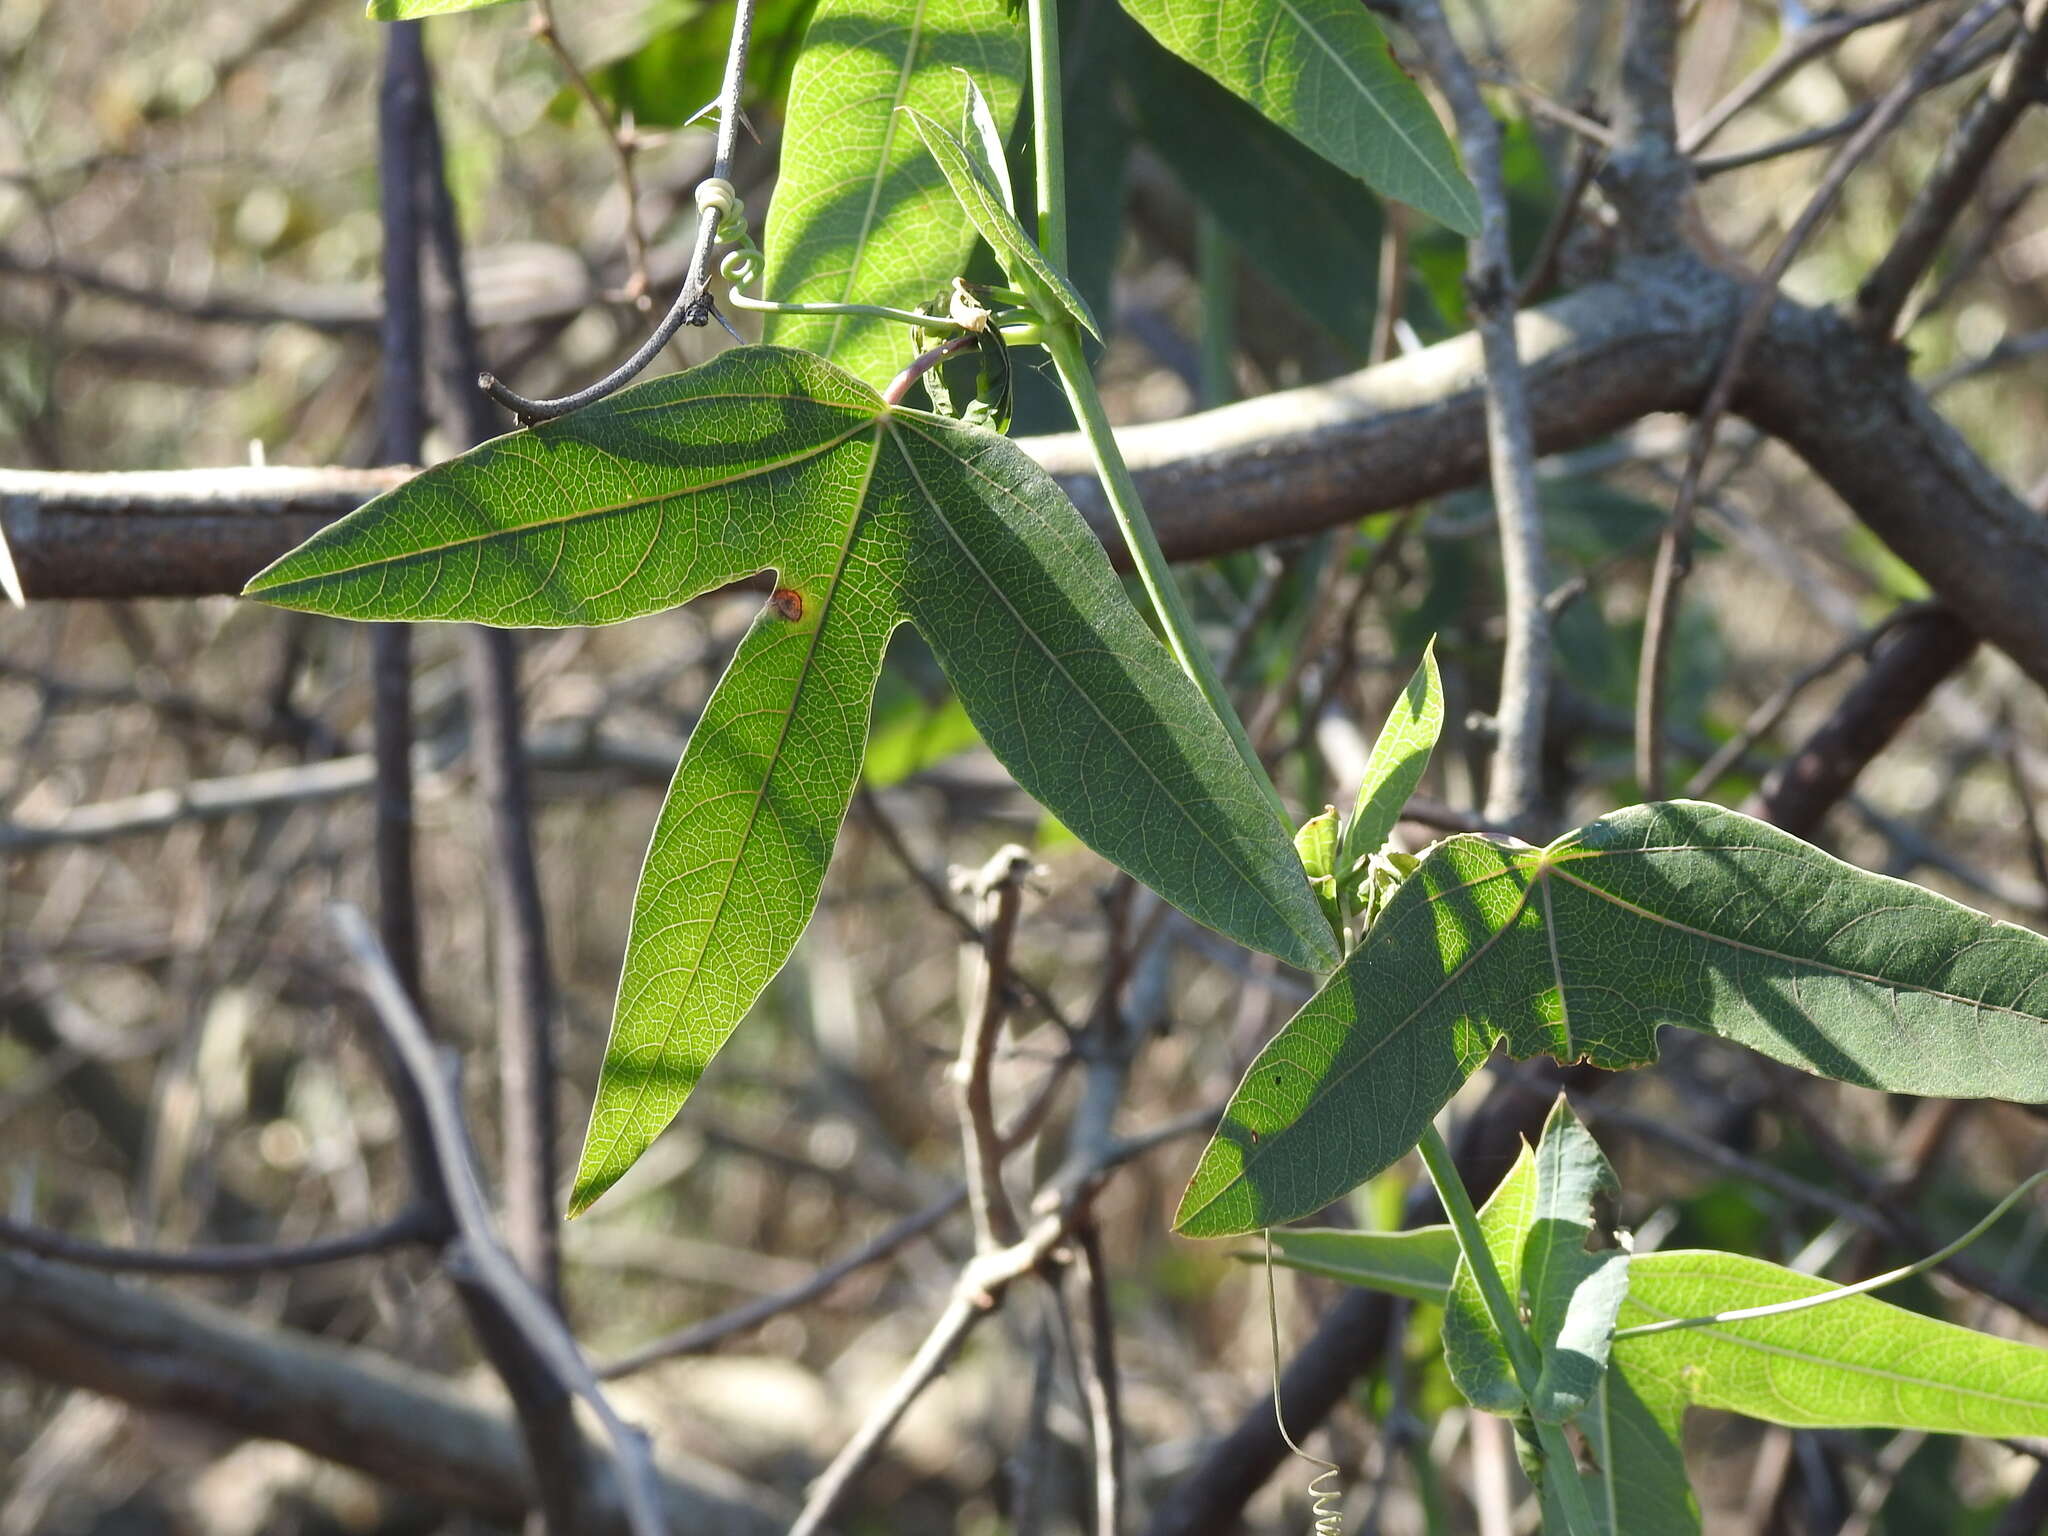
[1262,1225,1460,1304]
[1617,1249,2048,1438]
[1522,1099,1628,1424]
[901,95,1102,339]
[247,346,1336,1213]
[1339,638,1441,873]
[1178,800,2048,1235]
[1118,0,1481,235]
[763,0,1026,388]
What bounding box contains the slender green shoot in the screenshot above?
[1417,1123,1599,1536]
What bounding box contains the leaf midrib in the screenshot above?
[1179,847,1539,1227]
[1545,864,2048,1027]
[250,416,875,593]
[820,0,931,360]
[1622,1289,2048,1415]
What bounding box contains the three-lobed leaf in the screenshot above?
[1117,0,1480,235]
[762,0,1026,389]
[1178,800,2048,1236]
[247,345,1335,1214]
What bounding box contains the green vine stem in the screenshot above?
[1042,325,1289,830]
[1028,0,1068,270]
[1026,0,1282,827]
[1416,1122,1599,1536]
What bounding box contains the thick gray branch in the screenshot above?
[7,256,2048,700]
[0,1248,786,1535]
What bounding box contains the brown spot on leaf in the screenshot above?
[769,588,804,622]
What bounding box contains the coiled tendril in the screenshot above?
[1265,1232,1345,1535]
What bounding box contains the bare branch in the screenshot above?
[530,0,654,309]
[1384,0,1553,830]
[1854,0,2048,337]
[1681,603,1934,800]
[956,846,1033,1251]
[601,1189,965,1375]
[10,260,2048,719]
[1745,607,1978,839]
[1073,1220,1126,1536]
[482,0,757,422]
[1681,0,1944,155]
[1636,0,2010,796]
[334,906,670,1536]
[1603,0,1688,246]
[0,1209,436,1274]
[0,1248,787,1534]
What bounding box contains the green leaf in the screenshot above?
[1338,637,1441,874]
[574,0,821,131]
[1294,806,1337,881]
[246,346,1336,1212]
[1264,1224,1459,1304]
[368,0,515,16]
[901,97,1102,339]
[1176,800,2048,1236]
[1117,0,1480,236]
[956,70,1016,218]
[1524,1098,1627,1424]
[1120,13,1387,356]
[1571,1365,1701,1536]
[1443,1141,1536,1414]
[1618,1249,2048,1438]
[762,0,1026,388]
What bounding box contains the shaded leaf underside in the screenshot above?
[1179,801,2048,1235]
[1117,0,1480,235]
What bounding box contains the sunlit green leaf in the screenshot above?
[1120,14,1387,356]
[247,346,1335,1213]
[1339,637,1441,874]
[762,0,1025,388]
[1117,0,1480,235]
[1570,1364,1700,1536]
[1178,801,2048,1236]
[901,96,1101,338]
[956,70,1016,219]
[1618,1249,2048,1437]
